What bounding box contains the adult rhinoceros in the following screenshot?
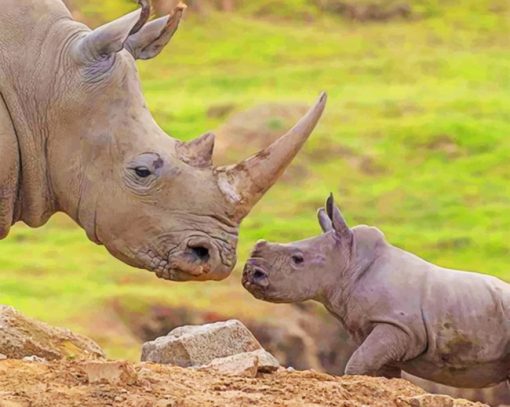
[0,0,326,281]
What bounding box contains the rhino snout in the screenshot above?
[156,237,236,282]
[185,239,212,263]
[243,262,270,289]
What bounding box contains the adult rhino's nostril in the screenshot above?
[189,245,210,263]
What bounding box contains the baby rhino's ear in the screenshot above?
[317,208,333,232]
[326,193,352,239]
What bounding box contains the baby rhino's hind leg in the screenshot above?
[345,324,409,377]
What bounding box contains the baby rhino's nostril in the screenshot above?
[190,246,210,263]
[253,268,267,281]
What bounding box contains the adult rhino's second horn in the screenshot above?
[216,92,327,221]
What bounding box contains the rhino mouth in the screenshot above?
[140,239,236,282]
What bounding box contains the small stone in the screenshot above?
[141,320,262,367]
[81,361,138,385]
[396,394,487,407]
[202,352,259,378]
[0,353,7,361]
[200,349,279,377]
[251,349,280,373]
[22,356,47,363]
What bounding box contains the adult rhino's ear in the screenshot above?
[317,208,333,233]
[326,193,352,239]
[73,0,151,64]
[125,4,186,60]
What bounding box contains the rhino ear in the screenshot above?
[326,194,352,239]
[176,132,215,168]
[317,208,333,233]
[125,4,186,60]
[73,1,151,64]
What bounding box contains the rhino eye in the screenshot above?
[291,254,304,265]
[134,167,152,178]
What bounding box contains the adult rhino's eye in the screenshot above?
[291,254,304,265]
[134,167,152,178]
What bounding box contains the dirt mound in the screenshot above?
[0,359,486,407]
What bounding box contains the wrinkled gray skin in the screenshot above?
[0,0,326,282]
[243,194,510,388]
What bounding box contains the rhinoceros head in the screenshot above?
[47,1,326,282]
[243,194,353,301]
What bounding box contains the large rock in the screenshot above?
[141,320,266,367]
[0,306,104,361]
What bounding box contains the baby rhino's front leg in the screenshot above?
[345,324,410,378]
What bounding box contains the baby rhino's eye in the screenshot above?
[291,254,304,265]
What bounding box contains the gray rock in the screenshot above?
[141,320,263,366]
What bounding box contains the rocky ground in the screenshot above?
[0,360,486,407]
[0,306,494,407]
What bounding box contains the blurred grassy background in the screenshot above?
[2,0,509,359]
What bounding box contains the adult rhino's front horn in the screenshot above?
[215,92,328,221]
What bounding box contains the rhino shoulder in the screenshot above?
[352,225,386,241]
[347,225,393,280]
[351,225,388,256]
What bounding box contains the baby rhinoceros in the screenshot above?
[242,194,510,389]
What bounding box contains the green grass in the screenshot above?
[2,0,509,359]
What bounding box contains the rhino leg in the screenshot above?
[345,324,409,377]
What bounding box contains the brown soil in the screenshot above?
[0,359,485,407]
